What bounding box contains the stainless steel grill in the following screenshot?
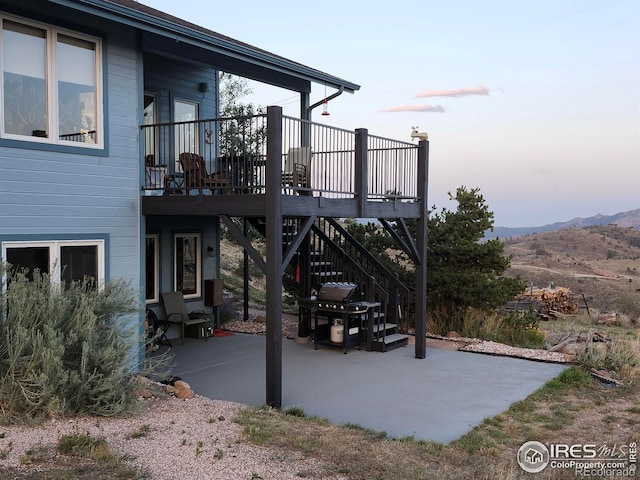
[300,282,368,313]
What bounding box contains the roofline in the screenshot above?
[48,0,360,94]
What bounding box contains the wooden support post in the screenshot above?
[265,106,283,407]
[354,128,368,217]
[414,140,429,359]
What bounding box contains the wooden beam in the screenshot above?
[282,216,316,270]
[219,215,266,274]
[379,218,421,264]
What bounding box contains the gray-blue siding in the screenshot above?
[0,16,223,339]
[0,26,141,288]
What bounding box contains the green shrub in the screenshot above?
[428,308,546,349]
[0,264,172,424]
[488,311,546,349]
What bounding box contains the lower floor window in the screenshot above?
[145,234,159,303]
[2,240,105,287]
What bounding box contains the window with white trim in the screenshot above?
[2,240,105,287]
[174,233,200,298]
[145,234,159,303]
[1,14,103,147]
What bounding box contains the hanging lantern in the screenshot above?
[321,98,330,116]
[321,84,330,116]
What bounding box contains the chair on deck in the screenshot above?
[282,147,312,193]
[179,152,227,193]
[161,291,213,345]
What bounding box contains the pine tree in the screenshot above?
[427,186,526,324]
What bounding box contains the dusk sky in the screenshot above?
[144,0,639,227]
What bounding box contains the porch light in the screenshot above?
[207,246,215,257]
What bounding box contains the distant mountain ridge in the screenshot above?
[486,208,640,239]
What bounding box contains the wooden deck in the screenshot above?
[141,107,427,220]
[141,106,430,407]
[142,191,424,219]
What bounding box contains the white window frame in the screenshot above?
[173,233,201,299]
[1,239,105,288]
[145,234,159,304]
[0,13,104,148]
[143,92,157,162]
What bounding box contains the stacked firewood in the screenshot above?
[516,286,579,318]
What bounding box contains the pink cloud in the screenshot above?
[415,85,490,98]
[380,104,445,113]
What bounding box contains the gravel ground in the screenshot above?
[0,315,571,479]
[458,340,573,363]
[0,393,345,480]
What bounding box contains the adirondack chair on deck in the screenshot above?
[179,152,227,193]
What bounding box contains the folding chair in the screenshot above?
[161,291,213,345]
[146,308,172,348]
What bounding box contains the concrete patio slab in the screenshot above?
[163,333,567,444]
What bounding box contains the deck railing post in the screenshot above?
[265,106,283,407]
[355,128,368,215]
[414,140,430,359]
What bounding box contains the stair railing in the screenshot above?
[314,218,412,332]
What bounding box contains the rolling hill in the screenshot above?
[486,208,640,240]
[503,224,640,314]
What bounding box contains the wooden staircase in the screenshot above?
[248,216,409,353]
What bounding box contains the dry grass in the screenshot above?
[236,367,640,480]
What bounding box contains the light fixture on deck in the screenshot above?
[321,84,330,116]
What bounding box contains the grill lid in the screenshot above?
[317,282,360,302]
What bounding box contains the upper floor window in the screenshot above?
[1,15,103,148]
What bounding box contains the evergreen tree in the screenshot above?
[427,186,526,320]
[345,186,525,329]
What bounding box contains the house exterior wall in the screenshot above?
[0,13,143,359]
[0,15,141,286]
[142,54,223,331]
[144,52,218,123]
[0,8,225,340]
[146,216,221,336]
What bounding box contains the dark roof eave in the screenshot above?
[48,0,360,94]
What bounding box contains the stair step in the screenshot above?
[312,271,343,278]
[371,322,396,333]
[309,261,331,267]
[372,333,409,352]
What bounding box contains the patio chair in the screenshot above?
[282,147,312,193]
[161,291,213,345]
[179,152,227,193]
[146,308,172,348]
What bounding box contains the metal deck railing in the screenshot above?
[140,108,421,201]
